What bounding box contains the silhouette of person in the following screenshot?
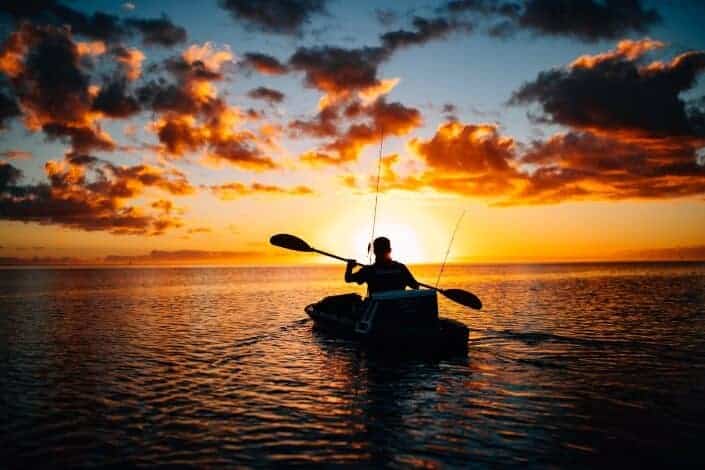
[345,237,420,294]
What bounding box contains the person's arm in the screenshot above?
[403,265,420,289]
[345,260,364,283]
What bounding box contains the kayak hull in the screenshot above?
[304,292,469,355]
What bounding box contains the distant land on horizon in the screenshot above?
[1,246,704,266]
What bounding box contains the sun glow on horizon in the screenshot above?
[352,222,425,264]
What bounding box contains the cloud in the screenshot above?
[0,1,187,46]
[517,0,660,41]
[511,130,705,204]
[92,80,141,118]
[0,84,20,129]
[0,24,133,154]
[410,121,516,174]
[289,45,389,97]
[0,149,32,160]
[366,121,523,198]
[42,122,115,154]
[0,158,193,235]
[380,15,472,51]
[247,86,285,104]
[104,249,266,264]
[619,245,705,261]
[218,0,327,35]
[241,52,288,75]
[299,98,422,165]
[181,42,234,73]
[123,15,187,46]
[510,39,705,139]
[210,181,314,200]
[445,0,660,42]
[289,104,340,138]
[355,117,705,205]
[75,40,106,56]
[187,226,211,234]
[1,25,93,127]
[138,44,277,170]
[113,46,145,81]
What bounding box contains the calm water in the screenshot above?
[1,263,704,468]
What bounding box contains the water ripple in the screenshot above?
[1,263,704,467]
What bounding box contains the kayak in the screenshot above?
[305,289,469,355]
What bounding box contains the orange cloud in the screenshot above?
[182,42,234,73]
[351,116,705,205]
[570,38,664,68]
[76,40,107,56]
[210,182,314,200]
[298,97,422,166]
[114,46,145,81]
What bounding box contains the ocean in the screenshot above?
[1,262,704,467]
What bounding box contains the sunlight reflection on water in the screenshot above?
[1,263,704,467]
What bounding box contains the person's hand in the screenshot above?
[346,259,357,268]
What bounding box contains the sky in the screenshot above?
[0,0,704,264]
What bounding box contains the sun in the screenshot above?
[353,222,425,264]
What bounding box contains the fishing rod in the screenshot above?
[368,126,384,264]
[436,209,466,288]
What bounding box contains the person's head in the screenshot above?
[372,236,391,260]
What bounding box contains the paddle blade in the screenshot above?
[441,288,482,310]
[270,234,313,252]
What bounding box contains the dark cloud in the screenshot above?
[380,16,472,51]
[218,0,327,35]
[123,15,187,46]
[289,104,340,138]
[0,24,124,155]
[209,138,278,170]
[0,85,20,129]
[42,123,115,154]
[0,0,127,42]
[137,80,200,115]
[518,0,660,41]
[510,41,705,138]
[92,80,141,118]
[289,45,388,95]
[0,158,193,235]
[4,24,93,126]
[241,52,288,75]
[0,161,22,190]
[247,86,285,104]
[0,0,187,46]
[444,0,660,41]
[286,13,472,99]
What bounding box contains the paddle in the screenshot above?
[270,233,482,310]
